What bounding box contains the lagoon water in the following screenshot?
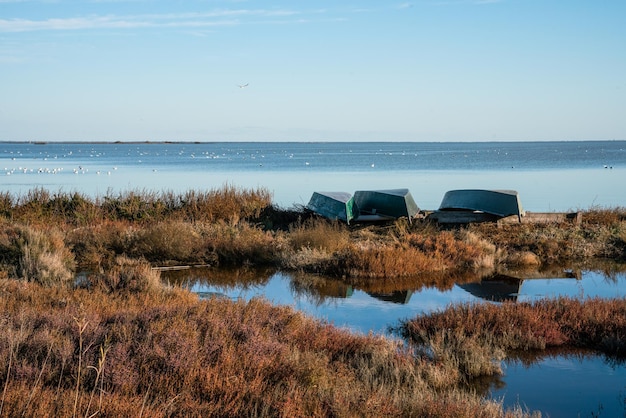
[4,140,626,417]
[171,266,626,418]
[2,140,625,210]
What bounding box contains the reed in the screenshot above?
[287,218,350,253]
[1,185,273,226]
[1,187,625,276]
[0,278,535,417]
[0,222,75,286]
[397,297,626,381]
[470,208,626,263]
[85,255,163,294]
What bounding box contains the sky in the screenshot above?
[1,0,625,142]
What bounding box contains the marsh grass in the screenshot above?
[5,185,273,226]
[471,208,626,263]
[200,220,283,266]
[288,218,350,253]
[0,222,75,286]
[85,255,163,293]
[0,279,533,417]
[2,188,625,275]
[397,297,626,381]
[3,188,624,416]
[314,223,498,279]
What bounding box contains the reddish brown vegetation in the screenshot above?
[398,297,626,380]
[0,279,529,417]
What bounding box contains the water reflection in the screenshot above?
[459,267,580,302]
[162,263,626,417]
[485,350,626,418]
[161,262,626,336]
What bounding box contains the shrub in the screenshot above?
[66,221,134,269]
[0,223,75,286]
[180,185,273,223]
[0,274,547,417]
[200,221,282,266]
[126,221,207,264]
[87,255,161,293]
[287,218,350,253]
[397,297,626,376]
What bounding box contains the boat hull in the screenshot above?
[438,189,524,218]
[307,191,357,224]
[353,188,419,220]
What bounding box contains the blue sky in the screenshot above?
[1,0,625,142]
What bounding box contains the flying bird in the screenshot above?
[238,83,249,88]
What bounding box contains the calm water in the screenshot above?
[2,140,625,210]
[4,140,626,416]
[165,266,626,418]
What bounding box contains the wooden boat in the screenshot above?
[306,191,357,224]
[353,188,420,221]
[430,189,524,224]
[307,188,419,223]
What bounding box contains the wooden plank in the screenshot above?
[427,210,581,225]
[427,210,500,224]
[498,212,581,225]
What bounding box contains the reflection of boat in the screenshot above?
[367,290,413,304]
[460,268,581,302]
[458,275,522,302]
[353,189,420,221]
[306,191,357,224]
[430,189,524,224]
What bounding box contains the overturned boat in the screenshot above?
[306,191,357,224]
[353,188,420,221]
[430,189,525,224]
[307,188,419,223]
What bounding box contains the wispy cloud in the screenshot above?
[430,0,503,5]
[0,8,313,33]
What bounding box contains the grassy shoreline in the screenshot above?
[1,186,625,416]
[1,187,624,279]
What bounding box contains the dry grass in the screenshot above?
[199,221,284,267]
[397,297,626,381]
[5,185,273,226]
[0,278,534,418]
[0,221,75,286]
[287,218,350,253]
[3,190,624,416]
[307,223,498,279]
[2,188,626,277]
[470,208,626,264]
[83,255,163,293]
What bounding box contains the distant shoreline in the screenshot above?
[1,139,624,145]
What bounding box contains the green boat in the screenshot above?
[307,188,420,223]
[306,191,357,224]
[438,189,525,219]
[353,188,420,221]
